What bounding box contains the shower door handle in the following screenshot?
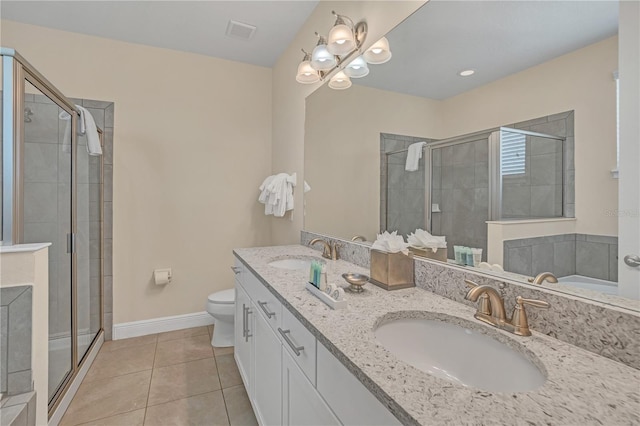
[67,233,76,254]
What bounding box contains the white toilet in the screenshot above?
[205,288,235,347]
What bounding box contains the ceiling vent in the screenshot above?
[226,20,257,41]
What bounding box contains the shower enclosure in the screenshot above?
[384,127,566,261]
[1,48,103,416]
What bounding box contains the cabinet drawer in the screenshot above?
[246,272,282,331]
[281,308,316,385]
[317,342,401,426]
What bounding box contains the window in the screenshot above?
[500,131,527,176]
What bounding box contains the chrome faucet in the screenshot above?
[464,280,550,336]
[528,272,558,285]
[309,238,341,260]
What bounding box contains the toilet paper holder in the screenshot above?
[154,268,172,285]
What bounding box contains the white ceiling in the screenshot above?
[355,0,619,100]
[1,1,319,67]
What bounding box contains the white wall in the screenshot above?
[271,1,427,245]
[1,20,274,324]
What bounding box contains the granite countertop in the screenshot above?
[233,245,640,426]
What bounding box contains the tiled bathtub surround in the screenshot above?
[301,231,640,369]
[0,286,33,396]
[0,391,37,426]
[504,233,618,281]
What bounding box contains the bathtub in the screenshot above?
[557,275,618,295]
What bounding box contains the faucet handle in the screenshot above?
[464,279,479,288]
[517,296,550,309]
[511,296,550,336]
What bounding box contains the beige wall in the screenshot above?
[305,84,442,241]
[442,36,619,237]
[271,1,427,245]
[1,20,274,324]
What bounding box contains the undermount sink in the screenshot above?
[375,317,546,392]
[268,257,318,271]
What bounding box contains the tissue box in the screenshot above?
[369,250,415,290]
[408,246,448,262]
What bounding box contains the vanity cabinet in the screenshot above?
[234,258,399,426]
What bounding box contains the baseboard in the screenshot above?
[113,311,214,340]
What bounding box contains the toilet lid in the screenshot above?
[208,289,235,304]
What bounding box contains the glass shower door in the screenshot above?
[21,80,74,403]
[75,128,102,364]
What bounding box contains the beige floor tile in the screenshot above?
[83,342,156,382]
[148,357,221,406]
[157,326,209,342]
[216,354,243,389]
[100,335,158,353]
[214,346,234,357]
[143,391,229,426]
[223,385,257,426]
[76,409,146,426]
[208,325,214,337]
[154,334,213,368]
[60,370,151,426]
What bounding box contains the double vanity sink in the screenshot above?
[237,246,639,425]
[269,254,546,394]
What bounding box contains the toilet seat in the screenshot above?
[208,288,235,304]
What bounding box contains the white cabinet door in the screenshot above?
[252,302,282,426]
[282,349,340,426]
[317,343,402,426]
[234,283,252,397]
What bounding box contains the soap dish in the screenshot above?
[342,273,369,293]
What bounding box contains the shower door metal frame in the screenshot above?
[489,127,566,221]
[424,130,494,232]
[0,48,105,419]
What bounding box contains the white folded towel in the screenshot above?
[405,141,426,171]
[76,105,102,156]
[258,172,297,217]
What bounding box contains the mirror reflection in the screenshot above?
[303,1,637,306]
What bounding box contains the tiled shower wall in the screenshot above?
[69,98,114,341]
[380,133,436,237]
[431,137,489,261]
[504,233,618,281]
[0,286,33,396]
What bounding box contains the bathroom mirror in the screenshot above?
[303,1,639,308]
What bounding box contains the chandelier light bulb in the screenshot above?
[363,37,392,64]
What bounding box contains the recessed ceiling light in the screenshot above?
[459,69,475,77]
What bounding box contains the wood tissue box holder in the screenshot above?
[369,249,415,290]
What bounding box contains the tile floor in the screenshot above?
[60,326,258,426]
